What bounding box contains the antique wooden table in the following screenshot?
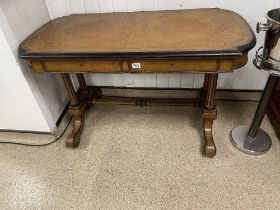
[19,9,256,157]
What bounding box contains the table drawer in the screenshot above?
[127,59,219,73]
[30,60,122,73]
[29,57,241,73]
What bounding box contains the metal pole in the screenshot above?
[248,75,278,138]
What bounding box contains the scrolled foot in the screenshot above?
[203,141,216,157]
[66,133,82,148]
[65,115,84,148]
[66,136,80,148]
[202,114,217,157]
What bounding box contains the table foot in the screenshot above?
[202,110,217,157]
[66,115,84,148]
[203,120,216,157]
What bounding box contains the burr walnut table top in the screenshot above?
[19,8,255,59]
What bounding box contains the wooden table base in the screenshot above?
[61,73,218,157]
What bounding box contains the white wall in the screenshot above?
[0,0,67,132]
[0,18,50,131]
[45,0,280,90]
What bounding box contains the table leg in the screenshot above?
[61,73,84,147]
[200,73,210,106]
[61,73,87,148]
[61,73,102,148]
[202,73,218,157]
[76,73,88,91]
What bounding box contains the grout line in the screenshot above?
[179,73,182,88]
[192,76,195,88]
[95,0,100,13]
[53,0,60,18]
[125,0,128,12]
[67,0,72,14]
[66,0,72,15]
[81,0,86,13]
[44,0,55,19]
[155,0,158,10]
[109,0,114,12]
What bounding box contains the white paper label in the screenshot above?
[132,63,141,69]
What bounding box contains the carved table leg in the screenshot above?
[199,73,210,107]
[202,73,218,157]
[61,73,83,147]
[61,73,101,148]
[76,73,88,91]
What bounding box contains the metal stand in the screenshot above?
[230,75,278,155]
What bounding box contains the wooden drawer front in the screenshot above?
[28,57,242,73]
[30,60,122,73]
[128,59,219,73]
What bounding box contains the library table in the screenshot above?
[19,9,256,157]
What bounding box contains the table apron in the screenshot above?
[27,54,247,73]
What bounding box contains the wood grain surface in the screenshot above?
[28,54,247,73]
[19,8,255,59]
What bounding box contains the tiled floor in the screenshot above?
[0,100,279,210]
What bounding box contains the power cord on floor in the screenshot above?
[0,117,72,147]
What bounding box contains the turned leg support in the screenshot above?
[76,73,88,91]
[61,73,84,148]
[201,73,218,157]
[61,73,100,148]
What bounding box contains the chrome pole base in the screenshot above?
[230,125,272,155]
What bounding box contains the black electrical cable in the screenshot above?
[0,117,72,147]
